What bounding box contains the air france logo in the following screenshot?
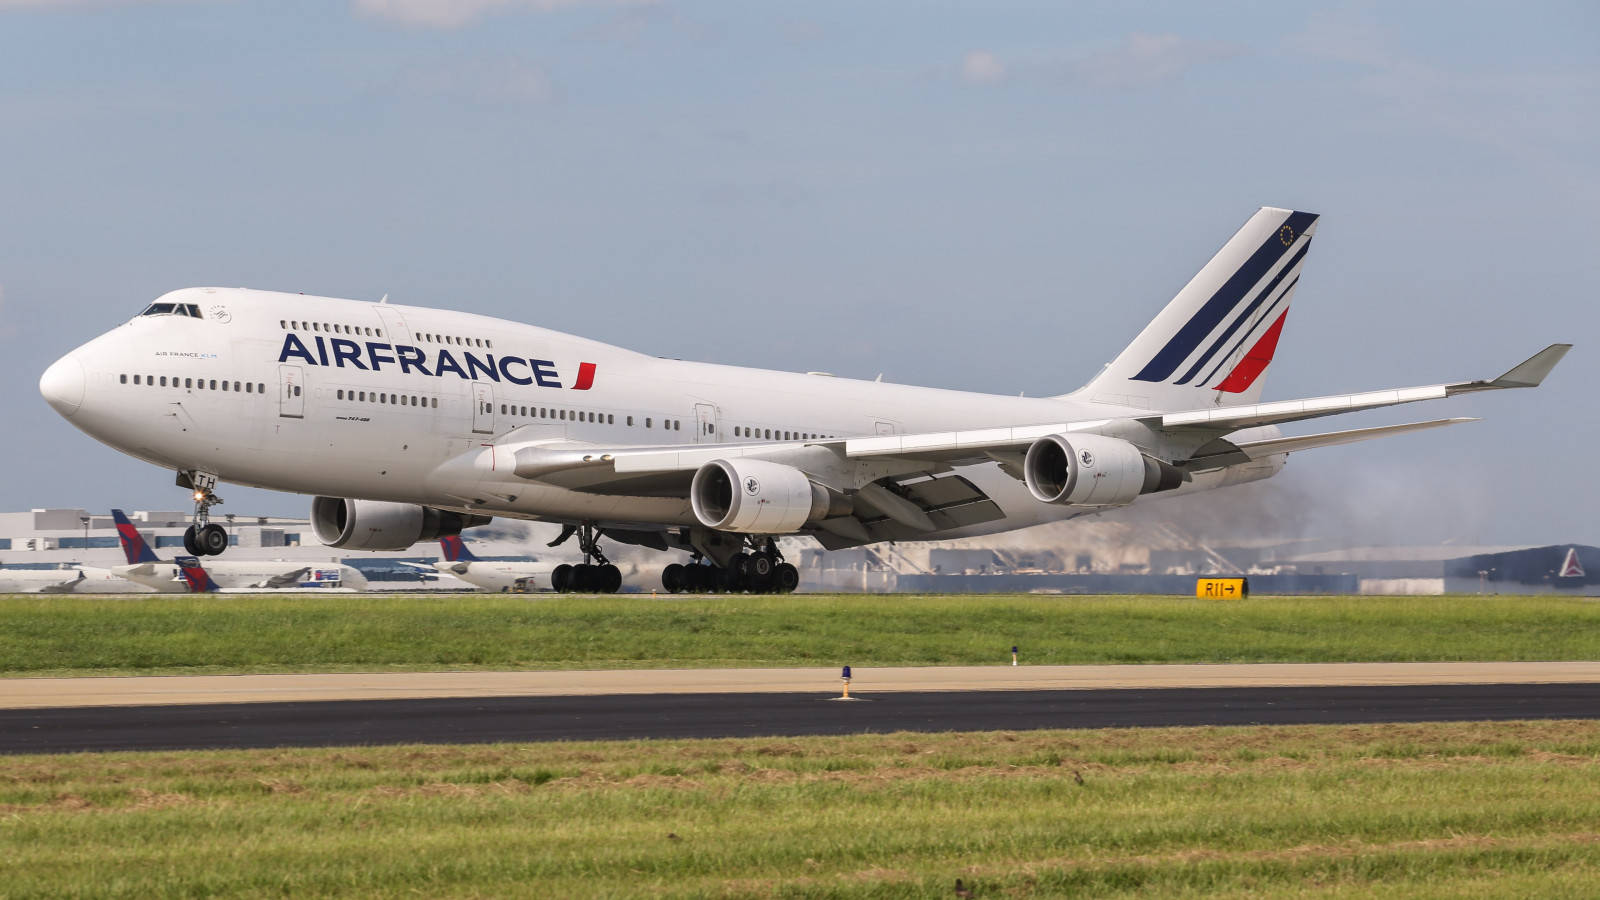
[1079,449,1095,468]
[277,333,596,390]
[744,477,761,496]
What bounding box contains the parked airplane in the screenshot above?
[402,535,558,592]
[41,208,1568,594]
[0,565,150,594]
[110,509,368,592]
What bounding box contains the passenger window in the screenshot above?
[337,390,344,400]
[431,398,438,408]
[293,386,301,397]
[764,429,771,439]
[120,374,127,384]
[487,339,493,349]
[221,381,228,392]
[185,378,193,388]
[646,418,653,428]
[245,383,252,393]
[608,414,614,425]
[627,416,634,426]
[209,380,217,390]
[259,383,266,393]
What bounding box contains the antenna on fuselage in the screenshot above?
[379,294,389,304]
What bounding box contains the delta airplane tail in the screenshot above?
[440,535,479,562]
[1074,206,1317,411]
[111,508,163,565]
[173,556,221,593]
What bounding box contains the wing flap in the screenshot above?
[1180,418,1478,470]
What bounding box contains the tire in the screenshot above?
[599,564,622,594]
[571,564,593,593]
[551,564,573,593]
[750,555,774,578]
[183,526,203,557]
[662,563,684,594]
[773,563,799,594]
[199,524,229,556]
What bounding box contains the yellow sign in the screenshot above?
[1197,577,1249,599]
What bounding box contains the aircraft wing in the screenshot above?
[470,342,1564,546]
[507,344,1567,481]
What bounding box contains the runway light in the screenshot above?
[1012,645,1019,667]
[841,665,851,699]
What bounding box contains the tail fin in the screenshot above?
[174,556,221,593]
[111,509,162,564]
[1072,207,1319,410]
[440,535,478,562]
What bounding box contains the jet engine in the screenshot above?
[1023,433,1185,508]
[690,459,849,534]
[310,497,491,551]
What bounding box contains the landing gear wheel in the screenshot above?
[183,526,203,557]
[773,563,799,594]
[749,555,774,579]
[551,564,573,593]
[598,564,622,594]
[198,524,229,556]
[662,564,685,594]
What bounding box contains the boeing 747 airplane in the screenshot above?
[39,208,1569,593]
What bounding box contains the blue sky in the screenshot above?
[3,1,1597,546]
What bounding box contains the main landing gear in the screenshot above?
[661,538,798,595]
[179,470,229,557]
[549,522,623,594]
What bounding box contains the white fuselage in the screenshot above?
[434,560,556,592]
[111,560,369,593]
[0,566,152,594]
[41,287,1280,541]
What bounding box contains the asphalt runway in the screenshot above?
[4,683,1597,754]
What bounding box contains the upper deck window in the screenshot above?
[139,302,201,318]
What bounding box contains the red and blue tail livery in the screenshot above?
[173,556,221,593]
[1078,207,1318,409]
[111,508,163,565]
[440,534,479,562]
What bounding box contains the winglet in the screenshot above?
[1448,343,1572,394]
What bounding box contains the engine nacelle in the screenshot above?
[1023,432,1185,508]
[310,497,491,551]
[690,459,846,534]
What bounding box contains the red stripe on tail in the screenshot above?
[1214,311,1288,394]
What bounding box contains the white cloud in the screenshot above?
[960,50,1006,86]
[1069,32,1245,89]
[352,0,646,28]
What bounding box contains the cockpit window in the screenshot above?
[139,302,202,318]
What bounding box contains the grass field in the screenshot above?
[3,721,1599,898]
[1,592,1597,677]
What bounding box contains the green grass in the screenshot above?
[3,721,1600,897]
[3,592,1598,676]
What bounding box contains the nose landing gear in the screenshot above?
[179,470,229,556]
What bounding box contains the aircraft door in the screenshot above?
[374,306,412,344]
[471,381,495,434]
[693,402,719,444]
[278,365,305,418]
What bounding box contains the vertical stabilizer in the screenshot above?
[111,509,163,565]
[1071,207,1318,410]
[174,556,221,593]
[440,535,479,562]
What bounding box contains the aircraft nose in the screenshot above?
[39,354,86,418]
